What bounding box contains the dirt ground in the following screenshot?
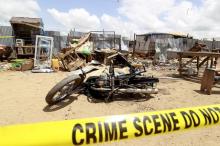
[0,69,220,146]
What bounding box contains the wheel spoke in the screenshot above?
[52,81,76,102]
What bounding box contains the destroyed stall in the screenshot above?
[10,17,44,58]
[59,31,124,71]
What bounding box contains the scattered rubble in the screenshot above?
[0,62,11,72]
[0,45,13,61]
[11,59,33,71]
[45,53,159,105]
[0,59,33,72]
[58,33,91,71]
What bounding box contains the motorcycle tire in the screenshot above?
[45,75,83,105]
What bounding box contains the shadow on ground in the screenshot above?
[194,89,220,95]
[87,93,155,103]
[43,95,79,112]
[166,73,202,84]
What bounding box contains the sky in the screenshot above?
[0,0,220,39]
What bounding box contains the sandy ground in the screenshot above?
[0,69,220,146]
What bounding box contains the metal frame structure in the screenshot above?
[33,35,53,72]
[89,30,121,50]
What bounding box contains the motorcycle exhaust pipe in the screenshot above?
[118,88,158,94]
[90,87,158,94]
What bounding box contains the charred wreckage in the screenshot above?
[45,53,159,105]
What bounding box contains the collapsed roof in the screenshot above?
[10,17,44,29]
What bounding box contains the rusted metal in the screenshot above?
[85,53,159,101]
[46,53,159,104]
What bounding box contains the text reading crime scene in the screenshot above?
[72,106,220,145]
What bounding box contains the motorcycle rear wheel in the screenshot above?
[45,75,83,105]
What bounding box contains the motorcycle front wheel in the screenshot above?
[45,75,84,105]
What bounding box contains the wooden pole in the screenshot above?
[197,56,200,75]
[179,53,183,76]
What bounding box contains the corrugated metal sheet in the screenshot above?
[200,40,220,50]
[60,36,67,49]
[90,32,121,49]
[45,31,62,54]
[68,31,122,49]
[91,33,121,38]
[0,26,14,46]
[69,31,86,39]
[45,31,60,36]
[135,33,220,60]
[135,34,219,52]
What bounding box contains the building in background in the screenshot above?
[10,17,44,58]
[10,17,44,45]
[134,33,193,62]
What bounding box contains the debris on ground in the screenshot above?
[93,48,118,65]
[0,62,11,72]
[45,53,159,105]
[0,59,34,72]
[0,45,13,62]
[58,33,91,71]
[11,59,34,71]
[68,65,99,76]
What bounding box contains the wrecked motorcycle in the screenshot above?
[45,54,159,105]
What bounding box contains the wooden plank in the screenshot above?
[176,51,220,57]
[15,46,34,48]
[179,53,183,76]
[198,57,209,68]
[210,58,214,68]
[59,33,91,59]
[183,56,197,67]
[200,69,215,95]
[197,56,200,75]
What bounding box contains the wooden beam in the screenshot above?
[197,56,200,75]
[183,56,197,67]
[179,53,183,76]
[176,51,220,58]
[198,57,210,68]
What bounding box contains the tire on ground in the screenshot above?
[45,75,83,105]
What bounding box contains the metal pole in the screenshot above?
[133,33,136,57]
[103,29,105,49]
[114,31,116,49]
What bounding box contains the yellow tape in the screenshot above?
[0,104,220,146]
[0,36,14,39]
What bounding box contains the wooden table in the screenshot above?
[176,51,220,76]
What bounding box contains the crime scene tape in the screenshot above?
[0,104,220,146]
[0,36,14,39]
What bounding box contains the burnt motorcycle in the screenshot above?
[45,54,159,105]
